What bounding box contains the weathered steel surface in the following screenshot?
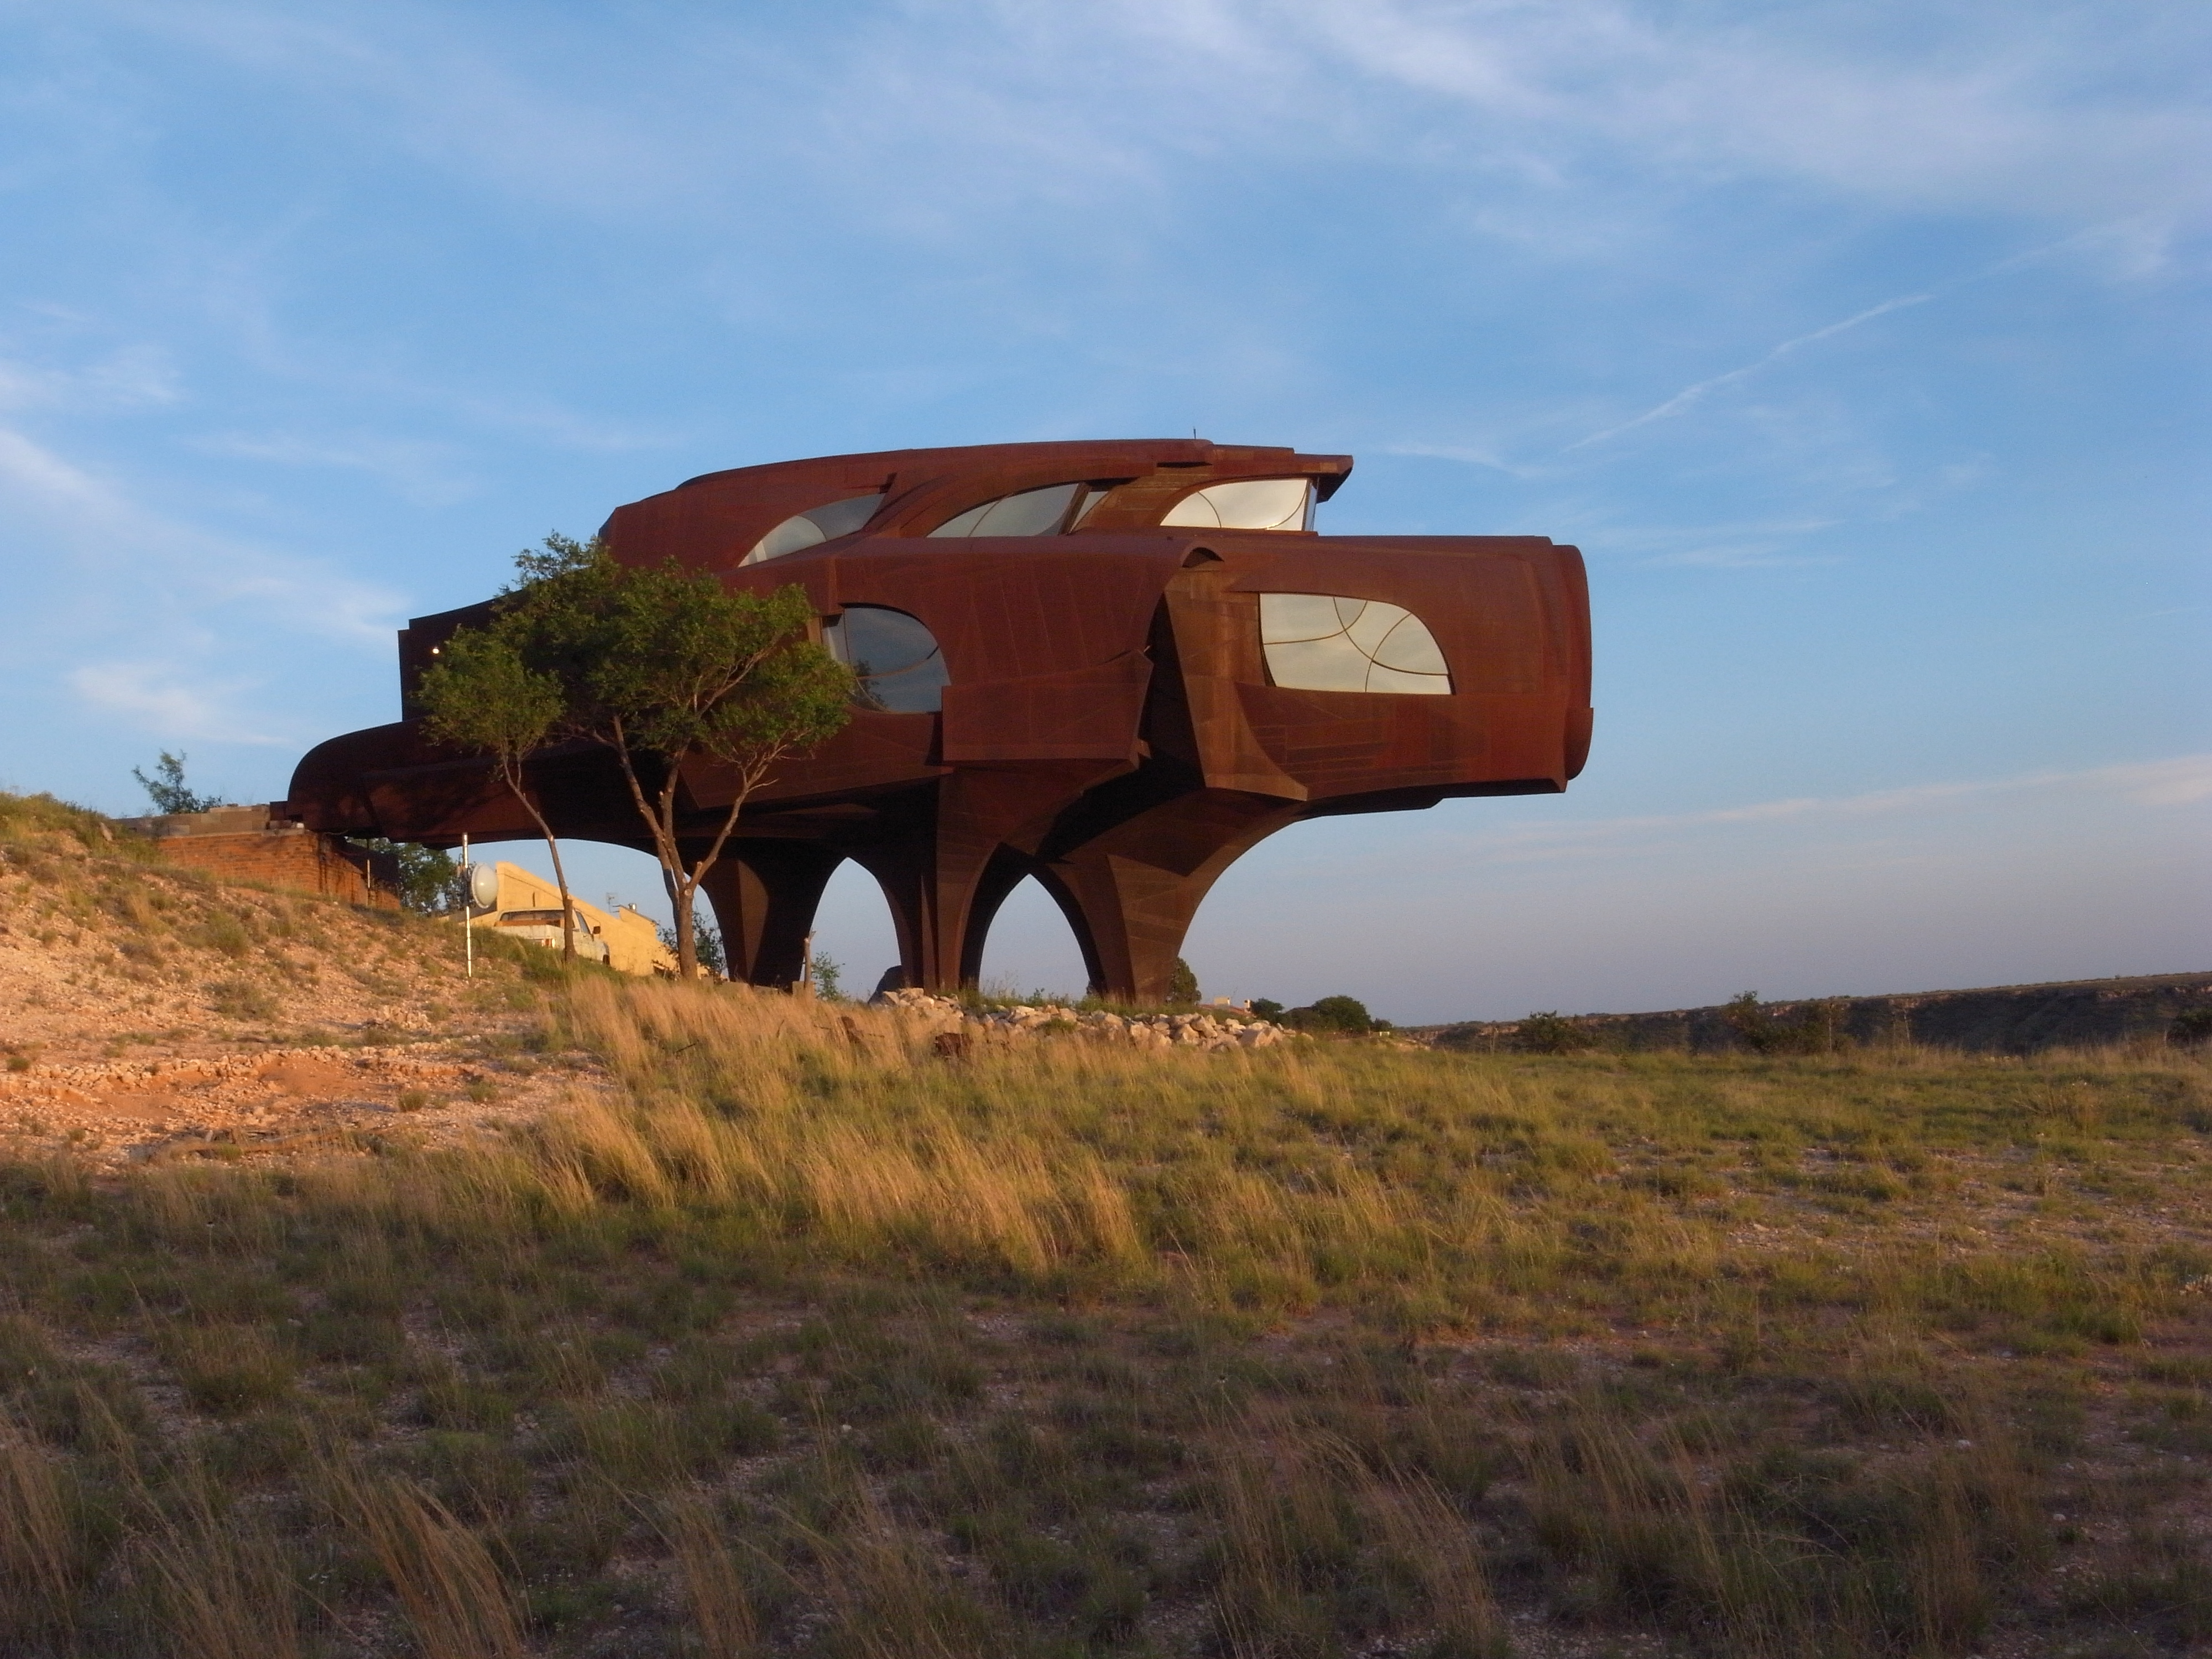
[286,440,1593,1001]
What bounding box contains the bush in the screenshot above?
[2169,1008,2212,1049]
[1287,995,1375,1035]
[207,979,279,1021]
[1514,1011,1597,1055]
[1724,992,1847,1055]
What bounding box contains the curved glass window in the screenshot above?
[1259,594,1451,695]
[741,493,884,566]
[928,482,1083,538]
[823,605,948,713]
[1162,477,1313,531]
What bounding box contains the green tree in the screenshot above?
[659,921,727,978]
[132,752,225,815]
[1166,957,1201,1006]
[347,837,461,915]
[416,627,583,959]
[471,535,853,979]
[1288,994,1375,1034]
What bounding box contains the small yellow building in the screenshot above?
[475,861,676,976]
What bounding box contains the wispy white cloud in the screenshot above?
[0,419,401,647]
[71,0,2212,242]
[188,429,475,507]
[65,660,280,744]
[1379,441,1531,476]
[1256,0,2212,224]
[0,345,182,413]
[1566,293,1936,451]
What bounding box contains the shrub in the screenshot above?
[1724,992,1847,1055]
[2169,1008,2212,1048]
[187,913,253,959]
[207,979,279,1021]
[1514,1011,1597,1055]
[1287,995,1375,1035]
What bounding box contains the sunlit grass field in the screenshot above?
[4,975,2210,1656]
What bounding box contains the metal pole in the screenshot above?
[463,833,473,980]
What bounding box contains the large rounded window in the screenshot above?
[928,483,1091,538]
[1259,594,1451,694]
[741,493,884,565]
[823,606,948,713]
[1163,478,1313,531]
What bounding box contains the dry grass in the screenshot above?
[142,1490,304,1659]
[0,972,2206,1654]
[326,1460,529,1659]
[0,1405,82,1646]
[661,1496,763,1658]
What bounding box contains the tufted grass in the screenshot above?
[0,975,2207,1653]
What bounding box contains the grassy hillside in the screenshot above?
[0,790,537,1063]
[2,936,2209,1655]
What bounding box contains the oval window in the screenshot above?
[1259,594,1450,694]
[823,606,948,713]
[740,493,884,565]
[928,482,1084,538]
[1162,478,1313,531]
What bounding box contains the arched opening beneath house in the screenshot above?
[974,876,1092,1003]
[808,858,905,1000]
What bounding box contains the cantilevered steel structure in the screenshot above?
[287,440,1592,1002]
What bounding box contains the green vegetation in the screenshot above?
[1725,990,1851,1055]
[345,837,461,916]
[427,534,854,979]
[1286,992,1386,1034]
[1514,1010,1600,1055]
[1166,956,1200,1006]
[1243,994,1391,1032]
[0,791,163,863]
[131,750,225,815]
[2,966,2208,1655]
[418,611,586,959]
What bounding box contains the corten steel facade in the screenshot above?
[286,440,1592,1003]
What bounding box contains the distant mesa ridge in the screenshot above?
[1419,972,2212,1055]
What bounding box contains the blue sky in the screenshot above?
[1,0,2205,1021]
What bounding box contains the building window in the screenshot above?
[1162,477,1313,531]
[928,482,1086,538]
[1259,594,1451,695]
[823,606,948,713]
[741,493,884,565]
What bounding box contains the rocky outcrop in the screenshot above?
[1416,971,2212,1056]
[870,988,1292,1051]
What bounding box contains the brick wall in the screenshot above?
[119,806,400,909]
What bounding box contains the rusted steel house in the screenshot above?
[286,440,1592,1003]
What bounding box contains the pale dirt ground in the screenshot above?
[0,831,607,1166]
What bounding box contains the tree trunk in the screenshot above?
[672,881,699,980]
[542,830,578,963]
[499,763,579,964]
[607,733,781,983]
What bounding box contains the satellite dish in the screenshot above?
[466,863,499,910]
